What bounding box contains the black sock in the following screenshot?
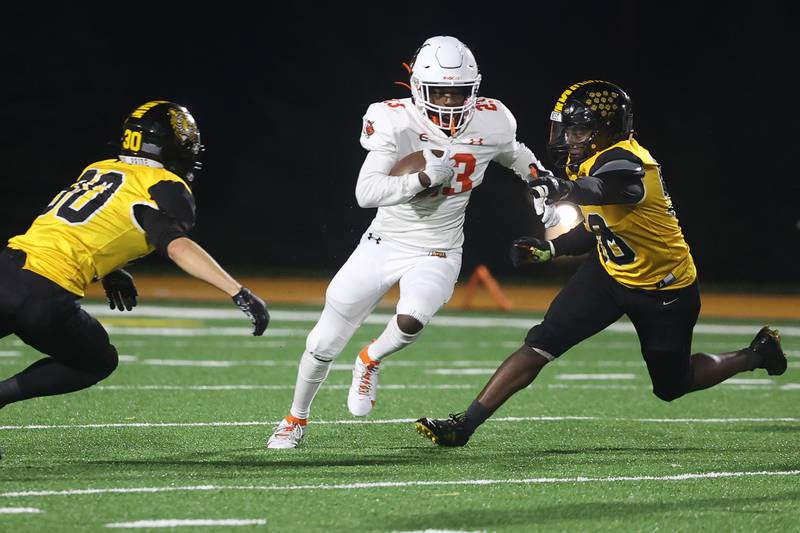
[744,348,762,371]
[463,400,492,434]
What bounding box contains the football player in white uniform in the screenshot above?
[267,36,557,448]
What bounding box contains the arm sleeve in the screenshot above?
[133,180,196,256]
[565,147,645,205]
[354,151,427,208]
[551,223,597,257]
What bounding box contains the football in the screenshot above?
[389,149,444,176]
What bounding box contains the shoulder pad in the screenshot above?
[590,147,645,179]
[148,180,196,232]
[468,97,516,143]
[360,100,413,152]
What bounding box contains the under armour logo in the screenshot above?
[468,138,485,145]
[367,232,381,244]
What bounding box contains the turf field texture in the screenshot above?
[1,302,798,532]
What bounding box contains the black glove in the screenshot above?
[509,237,553,268]
[528,175,573,204]
[101,269,138,311]
[232,287,270,336]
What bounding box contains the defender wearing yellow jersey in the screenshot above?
[416,81,787,447]
[0,101,269,411]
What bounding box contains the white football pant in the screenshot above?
[288,231,461,419]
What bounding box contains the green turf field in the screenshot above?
[1,302,798,532]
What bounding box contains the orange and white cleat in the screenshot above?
[266,415,306,449]
[347,345,381,416]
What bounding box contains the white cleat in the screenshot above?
[266,416,306,449]
[347,346,381,417]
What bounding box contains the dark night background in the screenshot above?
[2,2,797,289]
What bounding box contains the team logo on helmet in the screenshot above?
[169,108,199,145]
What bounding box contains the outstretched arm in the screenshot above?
[166,237,240,296]
[134,187,269,335]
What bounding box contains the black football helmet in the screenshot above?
[547,80,633,170]
[120,101,202,182]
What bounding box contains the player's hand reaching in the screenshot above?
[420,149,455,187]
[232,287,270,336]
[528,175,573,204]
[101,269,138,311]
[509,237,554,267]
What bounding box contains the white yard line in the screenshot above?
[2,415,797,431]
[105,519,266,528]
[103,327,304,337]
[0,507,41,513]
[721,378,773,385]
[3,470,798,499]
[556,374,636,380]
[0,351,20,357]
[97,384,475,391]
[82,304,800,337]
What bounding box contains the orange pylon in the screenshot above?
[459,264,512,311]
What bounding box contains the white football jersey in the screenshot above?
[357,97,544,249]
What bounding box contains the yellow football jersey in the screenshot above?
[8,159,192,296]
[569,139,697,289]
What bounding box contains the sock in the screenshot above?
[367,315,421,362]
[463,399,492,435]
[289,350,333,420]
[285,415,307,426]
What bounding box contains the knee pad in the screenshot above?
[304,305,359,360]
[652,384,687,402]
[650,369,692,402]
[93,343,119,380]
[524,324,562,360]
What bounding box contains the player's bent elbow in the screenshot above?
[354,188,378,209]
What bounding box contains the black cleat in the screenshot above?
[750,326,787,376]
[415,413,471,447]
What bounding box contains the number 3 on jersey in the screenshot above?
[442,153,476,196]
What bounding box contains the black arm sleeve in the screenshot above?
[133,181,196,256]
[551,223,597,257]
[565,147,645,205]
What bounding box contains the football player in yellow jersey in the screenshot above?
[415,81,787,447]
[0,101,269,411]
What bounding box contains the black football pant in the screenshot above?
[0,249,118,406]
[525,253,701,401]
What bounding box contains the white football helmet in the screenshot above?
[409,36,481,136]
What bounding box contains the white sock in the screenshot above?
[367,315,421,362]
[289,350,333,420]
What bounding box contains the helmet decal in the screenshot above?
[547,80,634,170]
[168,108,199,146]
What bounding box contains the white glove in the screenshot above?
[422,149,455,187]
[533,195,561,229]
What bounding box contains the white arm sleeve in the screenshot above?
[354,151,427,208]
[493,140,549,182]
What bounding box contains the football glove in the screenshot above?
[531,194,562,229]
[510,237,554,267]
[232,287,270,336]
[421,149,455,187]
[528,175,573,204]
[101,269,138,312]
